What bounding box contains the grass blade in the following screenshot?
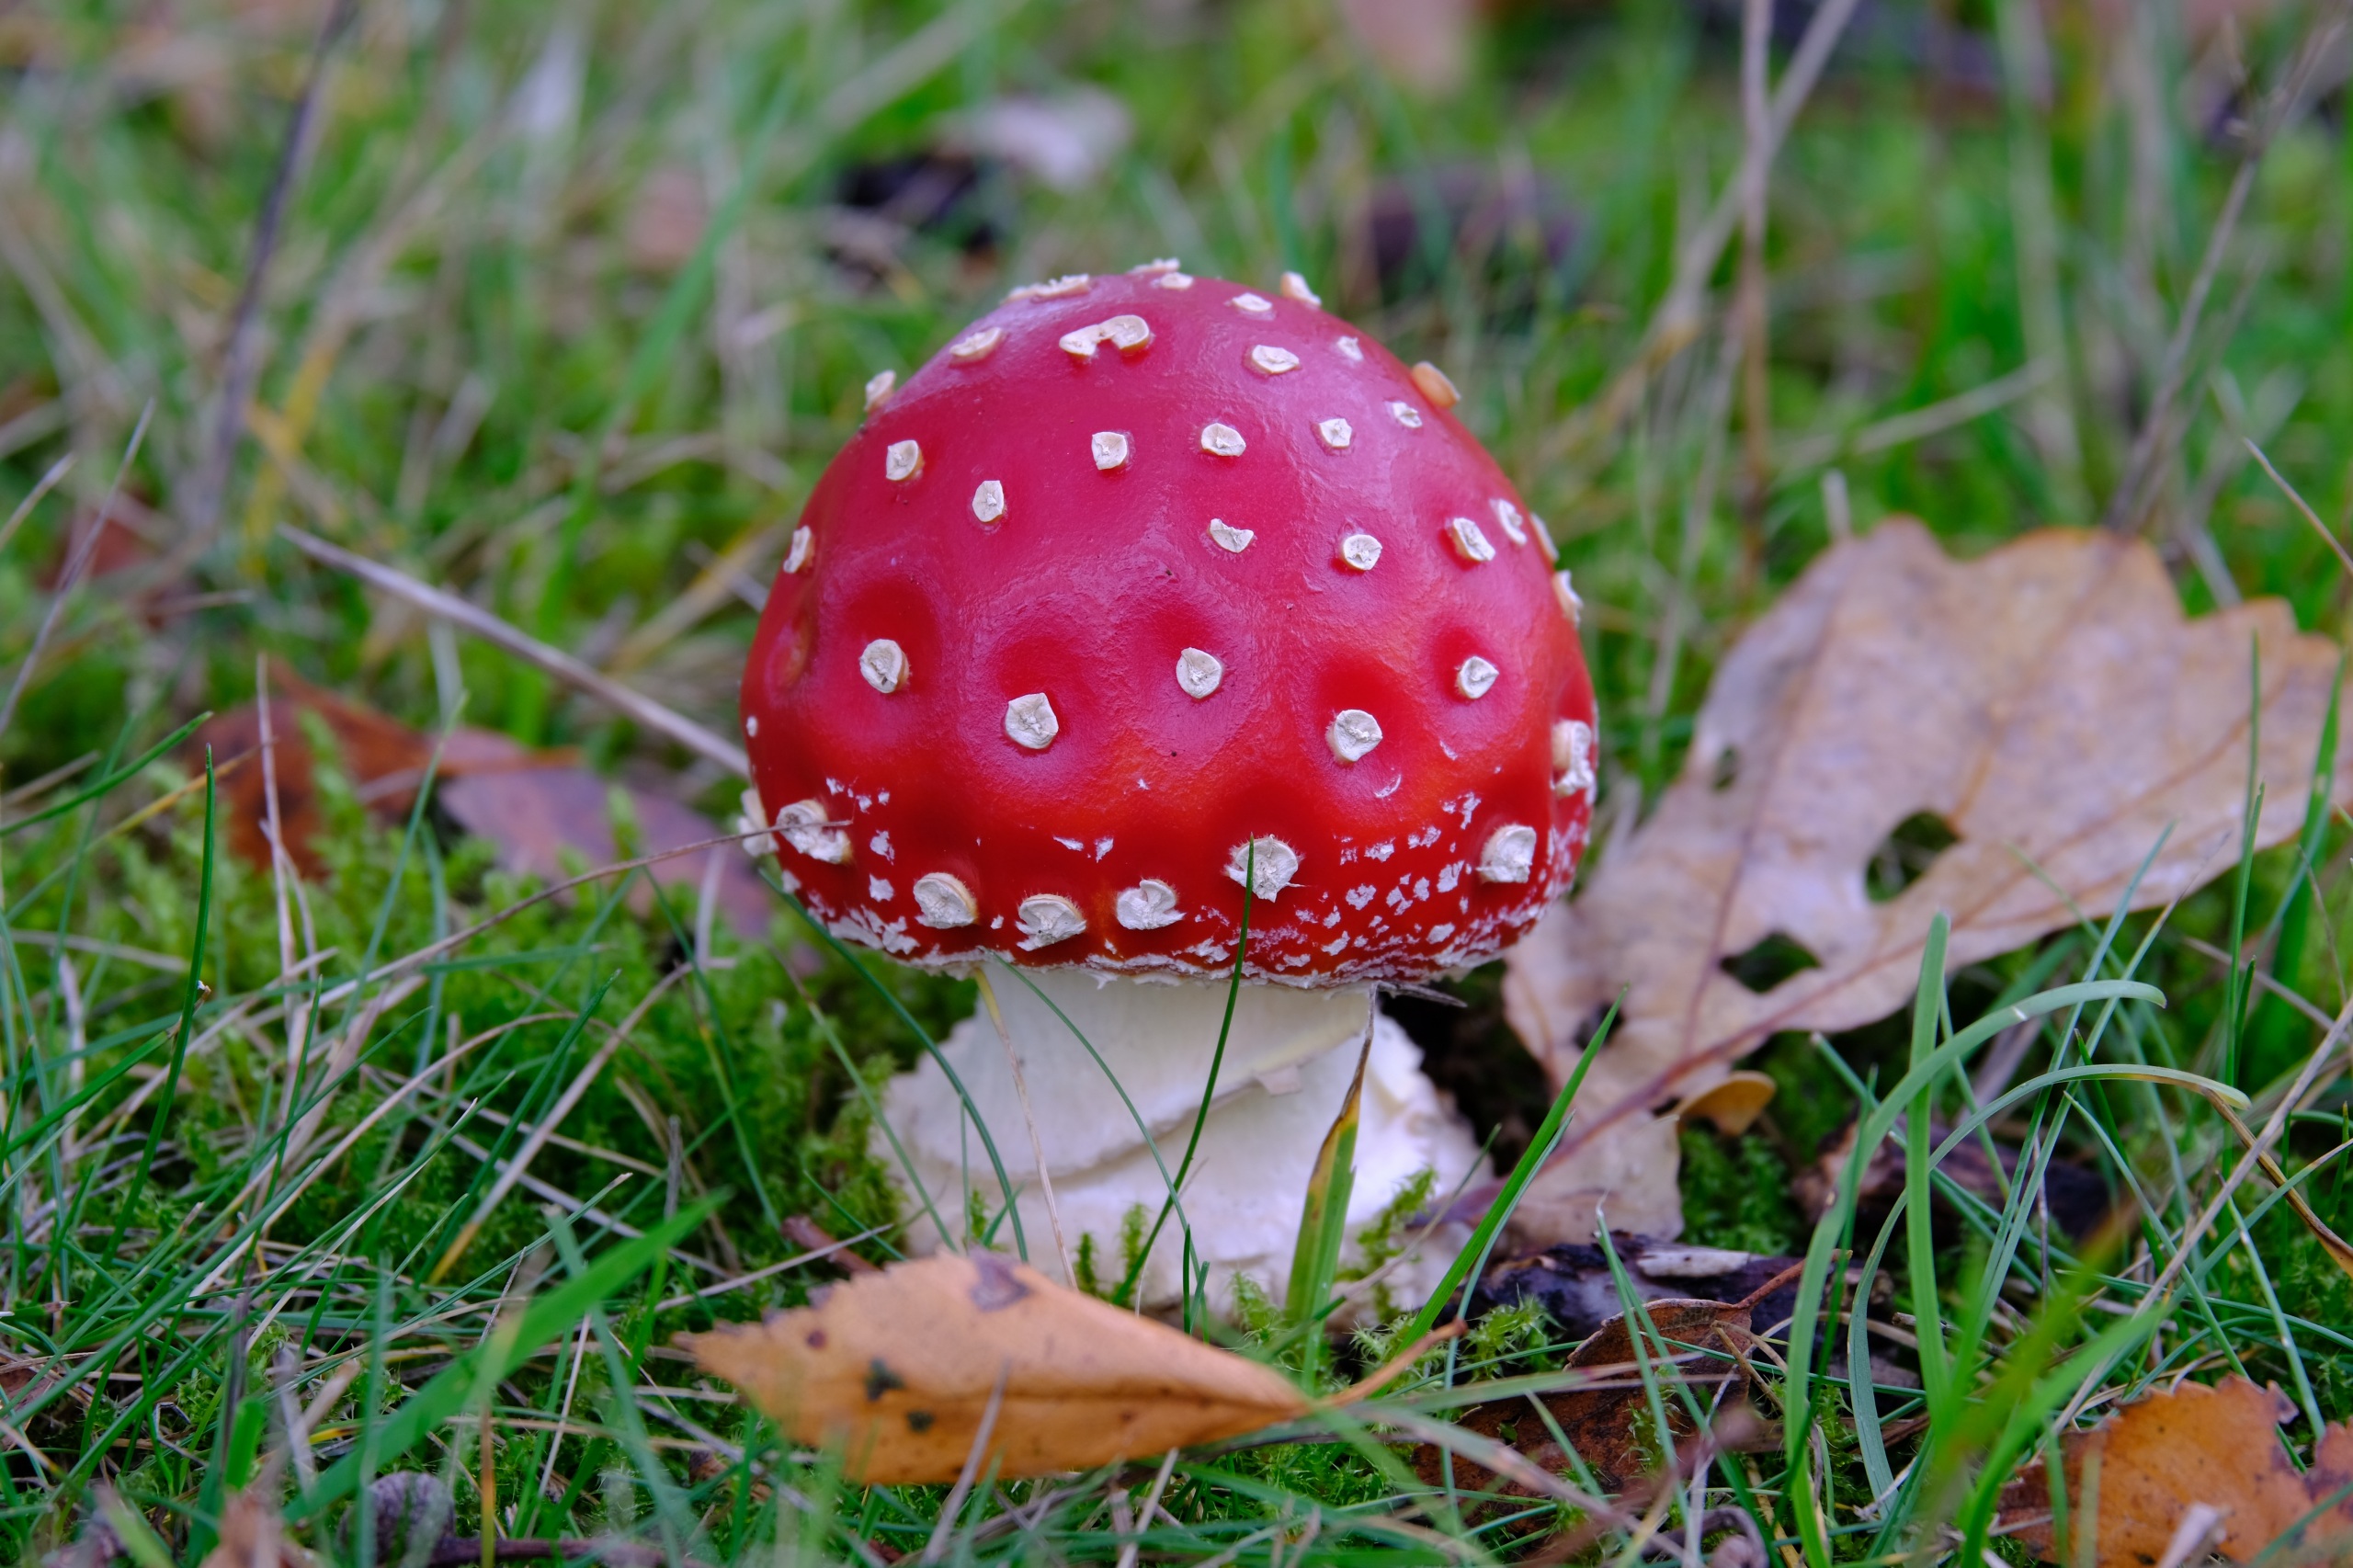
[1400,996,1618,1346]
[1283,1024,1370,1377]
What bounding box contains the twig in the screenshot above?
[296,1358,365,1439]
[779,1213,880,1274]
[278,525,749,775]
[1642,335,1738,783]
[6,930,188,973]
[182,0,361,544]
[0,405,149,741]
[536,1319,593,1525]
[0,746,97,808]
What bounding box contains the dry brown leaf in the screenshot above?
[1996,1376,2353,1565]
[1504,521,2350,1240]
[191,665,550,875]
[190,665,545,875]
[437,766,775,938]
[1411,1297,1772,1501]
[186,667,776,935]
[1466,1237,1819,1344]
[682,1252,1310,1483]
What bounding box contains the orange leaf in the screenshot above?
[1411,1296,1771,1501]
[682,1253,1308,1483]
[1997,1377,2353,1565]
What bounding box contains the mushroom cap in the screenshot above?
[740,265,1597,984]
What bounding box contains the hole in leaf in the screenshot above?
[1866,811,1961,903]
[1711,747,1739,790]
[1719,932,1822,994]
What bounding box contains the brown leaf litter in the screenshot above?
[1504,521,2353,1243]
[186,665,774,936]
[683,1252,1313,1483]
[1411,1290,1783,1503]
[1996,1376,2353,1566]
[1465,1235,1825,1346]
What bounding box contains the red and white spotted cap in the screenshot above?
[739,263,1598,983]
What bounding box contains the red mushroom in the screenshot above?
[740,262,1598,1308]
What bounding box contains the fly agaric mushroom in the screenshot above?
[740,262,1598,1310]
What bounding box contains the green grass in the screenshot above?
[5,0,2353,1562]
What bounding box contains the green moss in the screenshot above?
[1340,1166,1438,1322]
[1677,1127,1804,1256]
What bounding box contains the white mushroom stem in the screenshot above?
[876,971,1488,1314]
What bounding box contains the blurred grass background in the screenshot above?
[7,0,2347,798]
[5,0,2353,1559]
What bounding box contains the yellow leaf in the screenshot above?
[682,1253,1309,1483]
[1505,522,2348,1237]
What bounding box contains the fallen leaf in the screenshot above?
[2310,1423,2353,1539]
[780,1214,879,1275]
[682,1252,1309,1483]
[1504,521,2350,1241]
[37,498,163,591]
[185,666,776,936]
[1996,1376,2353,1564]
[1411,1296,1774,1500]
[438,766,774,938]
[1467,1236,1817,1345]
[189,664,547,876]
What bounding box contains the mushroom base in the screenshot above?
[874,971,1488,1315]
